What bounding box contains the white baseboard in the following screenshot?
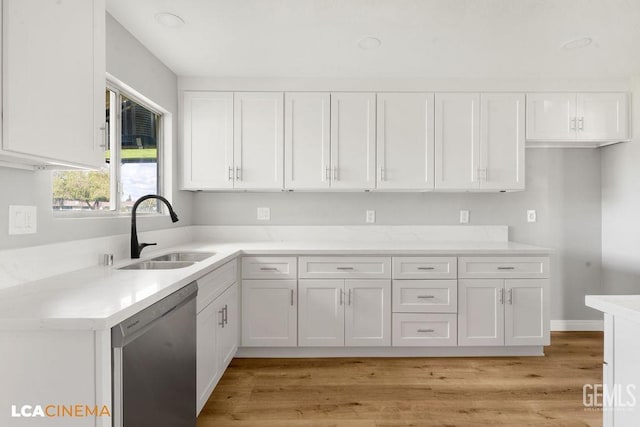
[551,320,603,331]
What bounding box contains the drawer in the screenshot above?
[393,257,457,279]
[197,259,237,312]
[458,257,550,279]
[298,256,391,279]
[392,313,457,347]
[241,256,297,279]
[392,280,457,313]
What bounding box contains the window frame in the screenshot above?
[52,78,170,218]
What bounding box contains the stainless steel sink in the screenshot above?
[119,261,195,270]
[149,252,215,262]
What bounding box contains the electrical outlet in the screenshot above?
[527,210,537,223]
[9,205,37,235]
[366,210,376,224]
[459,210,470,224]
[257,207,270,221]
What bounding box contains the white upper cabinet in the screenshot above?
[480,93,525,190]
[377,93,435,190]
[577,93,629,141]
[2,0,106,169]
[182,92,234,190]
[233,92,284,190]
[330,93,376,190]
[284,93,331,189]
[526,93,576,141]
[526,92,629,145]
[434,93,480,190]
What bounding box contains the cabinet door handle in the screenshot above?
[417,329,435,333]
[578,116,585,130]
[497,266,515,270]
[499,288,505,304]
[235,166,242,181]
[218,308,225,327]
[417,295,435,299]
[290,289,295,306]
[336,267,354,270]
[223,304,228,325]
[260,267,279,271]
[99,125,107,149]
[417,267,435,271]
[379,167,385,182]
[507,289,513,305]
[339,289,343,306]
[325,166,331,181]
[570,117,577,130]
[348,289,352,306]
[228,166,233,181]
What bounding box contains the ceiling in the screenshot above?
[106,0,640,79]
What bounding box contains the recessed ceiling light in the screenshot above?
[155,12,185,28]
[561,37,593,50]
[358,36,382,50]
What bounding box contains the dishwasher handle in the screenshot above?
[112,281,198,348]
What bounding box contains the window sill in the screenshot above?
[52,210,164,220]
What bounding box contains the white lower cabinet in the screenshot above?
[298,279,391,347]
[196,282,239,415]
[458,279,549,347]
[241,280,297,347]
[392,313,457,347]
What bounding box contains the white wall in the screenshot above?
[192,149,603,321]
[0,14,192,250]
[601,76,640,295]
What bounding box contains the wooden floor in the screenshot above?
[197,332,604,426]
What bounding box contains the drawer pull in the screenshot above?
[497,266,515,270]
[417,328,435,333]
[260,267,279,271]
[336,267,354,270]
[417,295,435,299]
[417,267,436,270]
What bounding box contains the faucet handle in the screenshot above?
[139,242,157,252]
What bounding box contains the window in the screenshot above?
[52,85,163,213]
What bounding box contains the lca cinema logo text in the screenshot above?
[10,404,111,418]
[583,384,637,410]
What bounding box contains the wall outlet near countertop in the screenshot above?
[9,205,37,235]
[366,210,376,223]
[527,210,537,223]
[459,210,470,224]
[257,207,271,221]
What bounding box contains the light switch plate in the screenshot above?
[459,210,470,224]
[9,205,37,235]
[366,210,376,223]
[257,207,270,221]
[527,210,537,223]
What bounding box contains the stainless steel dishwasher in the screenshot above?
[112,282,198,427]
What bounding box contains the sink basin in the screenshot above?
[120,261,195,270]
[149,252,215,262]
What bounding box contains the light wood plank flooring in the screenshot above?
[197,332,603,426]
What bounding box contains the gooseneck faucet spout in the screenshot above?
[130,194,179,259]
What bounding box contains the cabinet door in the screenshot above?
[458,279,504,346]
[376,93,435,190]
[434,93,480,190]
[577,93,629,141]
[526,93,576,140]
[241,280,297,347]
[3,0,105,168]
[217,283,239,370]
[233,92,284,189]
[504,279,549,346]
[298,280,344,346]
[330,93,376,189]
[284,93,331,189]
[344,280,391,347]
[196,300,221,414]
[182,92,234,190]
[480,93,525,190]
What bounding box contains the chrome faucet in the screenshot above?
[130,194,179,259]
